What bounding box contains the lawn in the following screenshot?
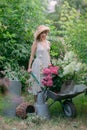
[0,93,87,130]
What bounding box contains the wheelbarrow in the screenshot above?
[31,72,87,118]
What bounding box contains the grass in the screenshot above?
[0,92,87,130]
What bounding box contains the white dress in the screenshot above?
[31,40,51,95]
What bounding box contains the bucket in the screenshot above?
[35,102,50,119]
[35,91,50,119]
[36,91,45,104]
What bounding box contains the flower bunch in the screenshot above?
[57,51,85,83]
[41,65,63,92]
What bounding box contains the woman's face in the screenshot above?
[39,30,48,40]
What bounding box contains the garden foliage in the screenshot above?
[0,0,47,90]
[0,0,87,92]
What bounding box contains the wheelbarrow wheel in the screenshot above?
[62,100,76,117]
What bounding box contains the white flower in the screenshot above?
[75,62,82,72]
[63,61,76,75]
[64,51,76,63]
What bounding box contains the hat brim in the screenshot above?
[34,26,50,39]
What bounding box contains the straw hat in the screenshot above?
[34,25,50,39]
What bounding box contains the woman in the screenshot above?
[28,25,51,102]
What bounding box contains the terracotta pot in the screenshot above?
[16,102,35,119]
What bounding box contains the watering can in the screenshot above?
[31,72,50,119]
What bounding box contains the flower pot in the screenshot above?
[8,80,22,96]
[2,80,22,117]
[3,95,23,117]
[60,80,75,93]
[16,102,35,119]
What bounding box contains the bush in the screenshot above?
[0,0,47,91]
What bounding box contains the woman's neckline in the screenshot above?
[39,40,48,48]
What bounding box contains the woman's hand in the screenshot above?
[27,68,32,73]
[48,64,52,67]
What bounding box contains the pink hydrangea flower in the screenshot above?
[41,65,60,88]
[46,80,53,87]
[42,68,51,75]
[41,79,53,87]
[41,65,63,92]
[42,80,48,86]
[49,66,59,75]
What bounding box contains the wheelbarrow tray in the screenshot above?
[47,84,87,101]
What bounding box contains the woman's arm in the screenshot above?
[28,41,37,72]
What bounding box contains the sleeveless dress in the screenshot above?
[31,40,51,95]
